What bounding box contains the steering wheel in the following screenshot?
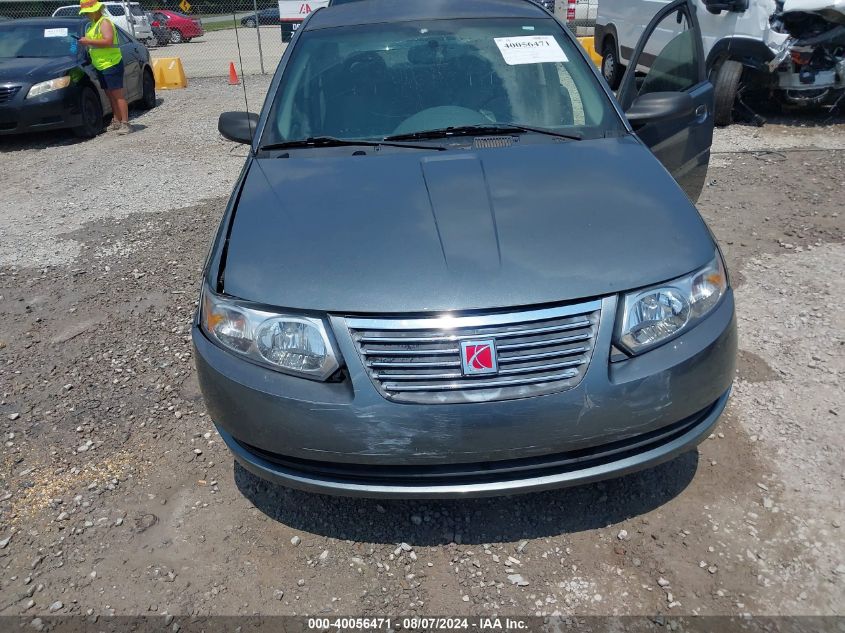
[342,51,388,77]
[392,106,492,136]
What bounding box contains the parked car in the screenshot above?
[154,9,203,43]
[147,12,172,47]
[595,0,845,124]
[200,0,735,498]
[240,7,280,28]
[0,18,155,137]
[53,2,153,43]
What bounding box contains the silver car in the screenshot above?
[195,0,736,498]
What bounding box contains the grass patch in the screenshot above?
[203,19,238,32]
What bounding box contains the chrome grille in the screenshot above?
[0,86,21,104]
[347,301,601,404]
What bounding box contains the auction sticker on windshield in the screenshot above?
[494,35,568,65]
[44,28,69,37]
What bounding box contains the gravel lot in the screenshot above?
[0,79,843,620]
[154,27,286,78]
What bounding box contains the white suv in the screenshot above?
[52,2,153,43]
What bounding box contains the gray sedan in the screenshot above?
[195,0,736,498]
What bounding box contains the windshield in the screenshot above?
[0,24,80,58]
[262,17,623,146]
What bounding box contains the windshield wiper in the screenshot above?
[259,136,445,152]
[385,124,583,142]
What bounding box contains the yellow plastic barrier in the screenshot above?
[152,57,188,90]
[577,36,602,68]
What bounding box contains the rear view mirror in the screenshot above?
[218,111,259,144]
[702,0,749,14]
[625,92,696,128]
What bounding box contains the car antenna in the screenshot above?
[232,12,255,154]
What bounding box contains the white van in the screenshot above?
[53,2,153,43]
[595,0,845,124]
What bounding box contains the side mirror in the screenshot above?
[625,92,695,128]
[218,111,259,144]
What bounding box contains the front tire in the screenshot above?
[73,86,104,138]
[170,29,183,43]
[714,60,743,126]
[601,41,622,90]
[244,18,256,28]
[139,70,156,110]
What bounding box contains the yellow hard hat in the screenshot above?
[79,0,103,14]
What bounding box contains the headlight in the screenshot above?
[26,76,71,99]
[616,250,728,355]
[200,285,340,380]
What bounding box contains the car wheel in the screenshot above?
[170,29,183,43]
[139,70,156,110]
[245,18,256,28]
[714,60,743,127]
[601,41,622,90]
[73,86,104,138]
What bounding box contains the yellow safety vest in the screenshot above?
[86,17,122,71]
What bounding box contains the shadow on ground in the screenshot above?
[0,102,161,152]
[234,451,699,545]
[737,96,844,128]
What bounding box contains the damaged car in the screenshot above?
[597,0,845,125]
[767,0,845,107]
[194,0,737,498]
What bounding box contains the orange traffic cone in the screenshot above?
[228,62,240,86]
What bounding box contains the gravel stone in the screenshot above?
[507,574,529,587]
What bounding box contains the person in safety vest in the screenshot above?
[78,0,131,135]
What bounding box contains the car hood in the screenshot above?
[0,56,77,83]
[222,135,715,314]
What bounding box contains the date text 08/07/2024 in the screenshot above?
[306,617,531,630]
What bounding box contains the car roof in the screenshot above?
[1,17,86,27]
[306,0,548,30]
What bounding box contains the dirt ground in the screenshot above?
[0,81,843,620]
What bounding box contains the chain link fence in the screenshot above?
[1,0,599,78]
[0,0,292,77]
[557,0,599,37]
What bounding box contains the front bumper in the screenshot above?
[193,292,737,498]
[0,85,83,136]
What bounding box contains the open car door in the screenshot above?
[616,0,714,202]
